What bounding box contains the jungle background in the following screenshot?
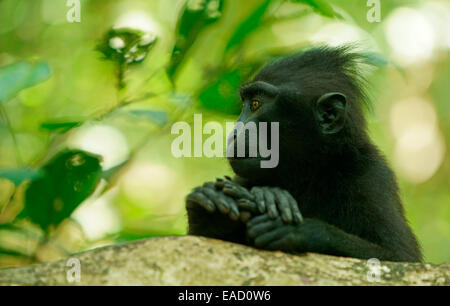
[0,0,449,267]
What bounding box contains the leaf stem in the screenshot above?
[0,105,23,166]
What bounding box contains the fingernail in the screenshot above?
[238,199,250,208]
[216,201,228,213]
[207,203,215,212]
[269,206,278,218]
[284,209,292,220]
[240,213,251,223]
[233,206,240,215]
[258,201,265,213]
[230,211,239,221]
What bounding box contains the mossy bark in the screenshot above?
[0,236,448,285]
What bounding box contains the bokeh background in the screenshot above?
[0,0,449,267]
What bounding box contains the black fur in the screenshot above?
[186,46,422,262]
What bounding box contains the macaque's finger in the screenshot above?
[230,183,254,199]
[202,182,215,189]
[273,188,292,223]
[201,187,230,214]
[214,176,231,189]
[192,186,203,193]
[240,211,252,223]
[247,214,271,227]
[236,199,259,214]
[214,178,226,189]
[251,187,266,213]
[284,190,303,224]
[186,192,215,213]
[248,217,283,239]
[227,198,240,221]
[254,225,291,248]
[223,183,254,201]
[221,186,241,198]
[263,188,278,219]
[254,227,290,248]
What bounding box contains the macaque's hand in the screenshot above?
[247,215,322,252]
[185,181,252,222]
[216,177,302,224]
[250,186,303,224]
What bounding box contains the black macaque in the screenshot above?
[185,46,422,262]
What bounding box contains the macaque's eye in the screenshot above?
[250,100,261,111]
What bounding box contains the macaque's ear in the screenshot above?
[315,92,347,134]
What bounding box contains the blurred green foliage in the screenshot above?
[0,0,448,266]
[169,0,224,78]
[22,150,102,231]
[0,61,51,103]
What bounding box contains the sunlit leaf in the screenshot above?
[0,226,41,257]
[25,62,52,88]
[225,0,271,52]
[23,150,102,231]
[0,61,51,103]
[0,168,44,186]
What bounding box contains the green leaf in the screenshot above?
[40,120,83,132]
[23,150,102,231]
[168,0,224,78]
[361,52,389,68]
[25,62,52,88]
[169,92,192,108]
[115,231,151,242]
[0,61,51,103]
[198,69,242,115]
[0,168,44,186]
[360,52,406,76]
[291,0,341,18]
[0,248,32,259]
[126,109,168,126]
[225,0,271,52]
